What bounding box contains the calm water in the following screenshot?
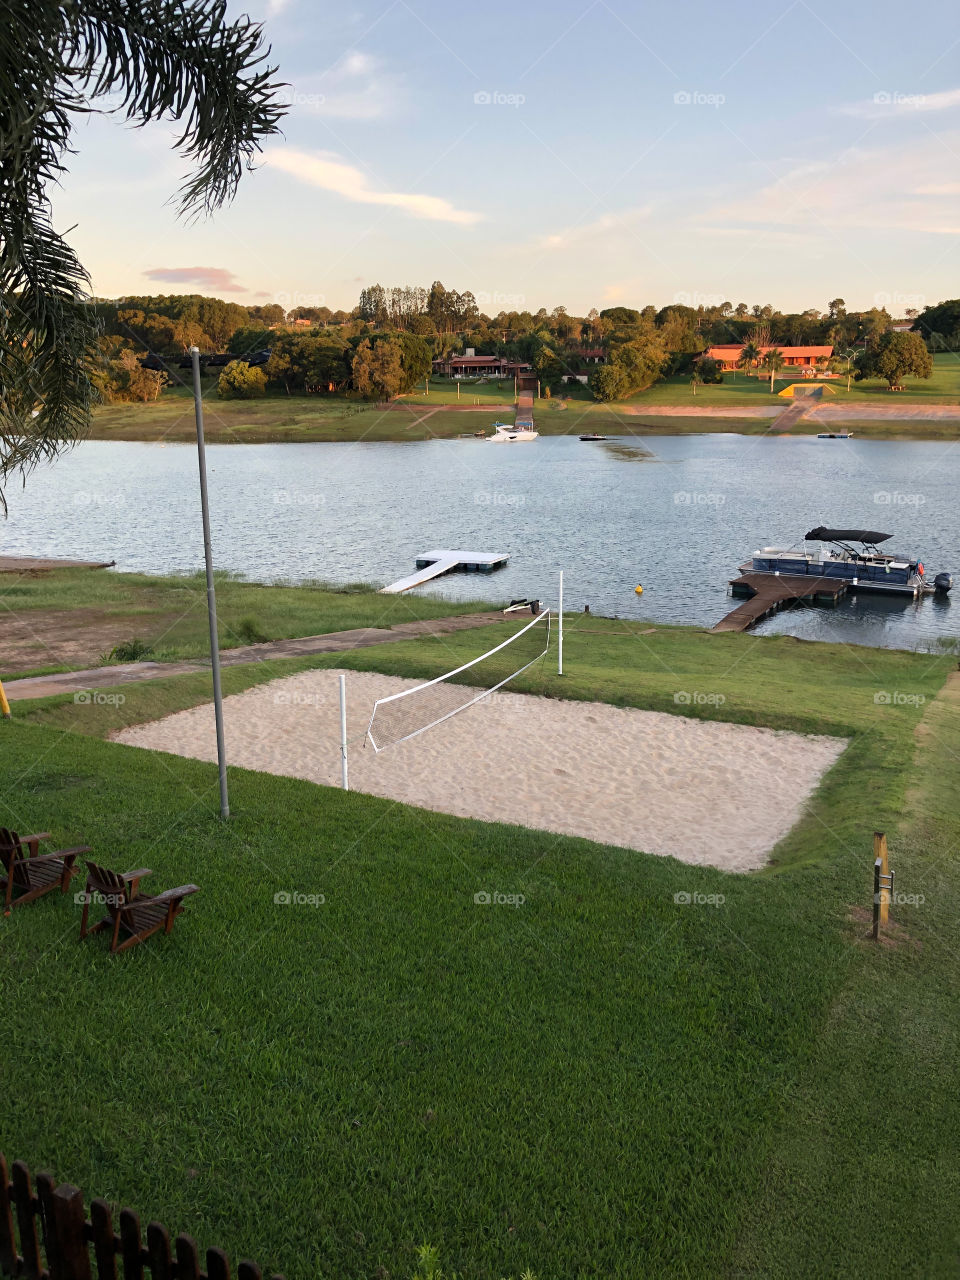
[4,435,959,651]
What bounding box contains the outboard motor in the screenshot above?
[934,572,953,594]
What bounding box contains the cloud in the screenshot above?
[842,86,960,118]
[285,52,405,120]
[702,139,960,238]
[539,206,654,250]
[262,147,482,224]
[144,266,247,292]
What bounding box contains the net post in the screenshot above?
[339,674,349,791]
[558,570,564,676]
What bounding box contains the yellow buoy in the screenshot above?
[635,585,643,595]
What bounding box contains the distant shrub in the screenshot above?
[218,360,267,399]
[234,616,269,645]
[104,638,153,663]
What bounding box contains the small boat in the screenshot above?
[486,420,538,442]
[817,431,853,439]
[745,526,952,598]
[579,433,607,441]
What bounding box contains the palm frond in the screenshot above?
[0,0,286,509]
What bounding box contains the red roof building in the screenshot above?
[705,344,833,371]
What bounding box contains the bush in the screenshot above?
[218,360,267,399]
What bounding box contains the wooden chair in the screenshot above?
[79,861,199,953]
[0,829,89,916]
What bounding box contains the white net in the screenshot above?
[366,609,552,751]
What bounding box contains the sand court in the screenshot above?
[113,668,846,871]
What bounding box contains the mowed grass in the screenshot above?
[4,619,958,1277]
[87,354,960,445]
[623,351,960,406]
[0,570,498,673]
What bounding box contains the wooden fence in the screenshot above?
[0,1155,284,1280]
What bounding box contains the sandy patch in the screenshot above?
[113,669,846,871]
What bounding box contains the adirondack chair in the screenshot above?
[0,829,89,915]
[79,861,199,953]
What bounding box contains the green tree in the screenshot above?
[737,342,761,376]
[1,1,284,509]
[218,361,267,399]
[855,332,933,387]
[352,338,405,400]
[761,348,785,391]
[93,347,167,403]
[589,365,624,402]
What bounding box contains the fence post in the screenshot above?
[0,1155,17,1276]
[874,831,889,926]
[873,858,881,940]
[89,1199,118,1280]
[47,1184,91,1280]
[119,1208,144,1280]
[11,1162,42,1280]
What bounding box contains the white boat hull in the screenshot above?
[486,429,538,442]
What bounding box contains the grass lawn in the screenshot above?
[620,351,960,408]
[0,570,498,676]
[3,616,960,1276]
[87,355,960,445]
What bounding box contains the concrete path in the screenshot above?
[4,611,506,702]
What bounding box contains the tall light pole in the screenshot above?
[190,347,229,818]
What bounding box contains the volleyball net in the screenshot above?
[366,608,552,752]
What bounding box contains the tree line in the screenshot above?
[91,287,957,405]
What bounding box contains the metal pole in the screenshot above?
[339,674,349,791]
[191,346,229,818]
[558,570,564,676]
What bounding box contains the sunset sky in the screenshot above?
[53,0,960,316]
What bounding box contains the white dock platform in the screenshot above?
[380,549,509,594]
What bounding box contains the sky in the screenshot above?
[53,0,960,317]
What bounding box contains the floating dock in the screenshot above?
[380,549,509,594]
[712,571,848,633]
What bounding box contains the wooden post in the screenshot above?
[47,1183,91,1280]
[874,831,889,926]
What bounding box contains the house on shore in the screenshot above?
[431,349,532,379]
[705,343,833,373]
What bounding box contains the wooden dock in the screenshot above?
[0,555,116,574]
[712,572,848,633]
[380,549,509,594]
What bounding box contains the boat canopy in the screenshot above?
[805,526,893,544]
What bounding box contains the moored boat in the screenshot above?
[579,433,607,441]
[745,526,952,598]
[486,420,538,442]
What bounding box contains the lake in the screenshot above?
[3,435,958,651]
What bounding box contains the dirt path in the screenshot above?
[2,611,507,701]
